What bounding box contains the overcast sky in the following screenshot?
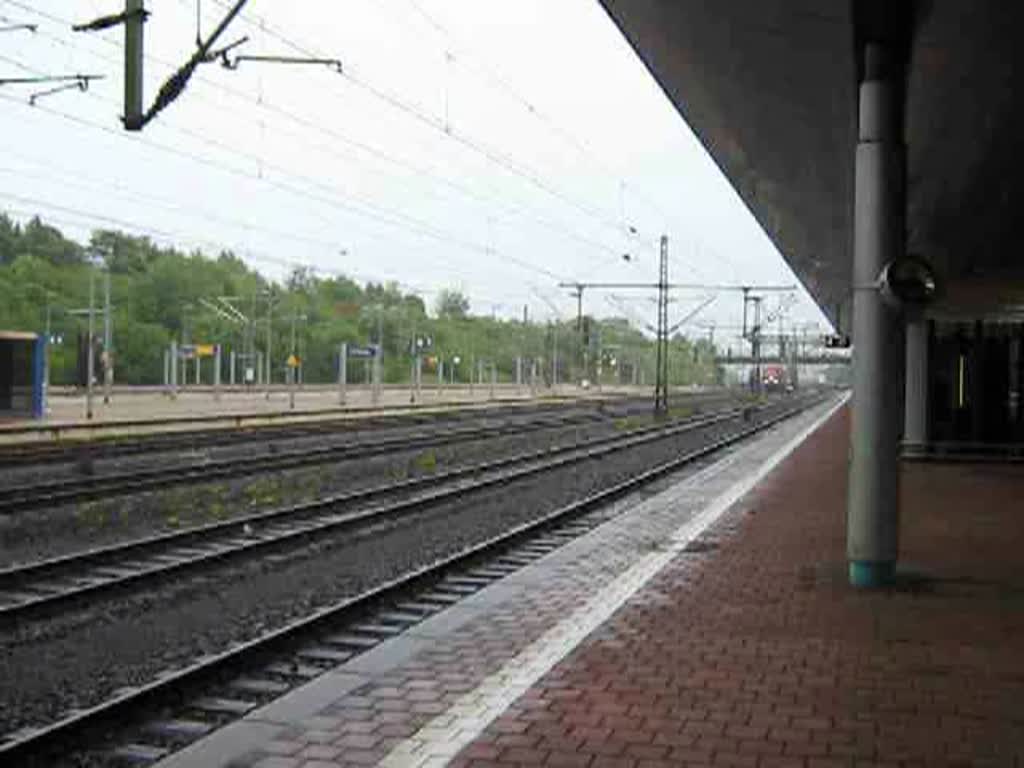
[1,0,830,347]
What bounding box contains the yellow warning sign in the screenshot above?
[195,344,216,357]
[287,354,301,368]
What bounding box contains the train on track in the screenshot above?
[759,364,796,394]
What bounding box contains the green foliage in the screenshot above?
[613,416,645,431]
[0,213,724,388]
[413,449,438,473]
[435,288,470,319]
[245,476,281,508]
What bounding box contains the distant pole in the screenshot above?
[571,284,584,383]
[103,264,113,404]
[43,300,52,391]
[338,342,347,405]
[654,234,669,415]
[552,321,559,391]
[86,267,95,420]
[373,312,383,406]
[213,344,222,401]
[437,359,444,394]
[163,348,169,392]
[409,321,417,404]
[229,349,236,386]
[289,311,297,411]
[489,362,496,399]
[170,340,178,398]
[265,295,273,399]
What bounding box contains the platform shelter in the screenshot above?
[0,331,46,420]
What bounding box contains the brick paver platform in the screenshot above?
[449,407,1024,768]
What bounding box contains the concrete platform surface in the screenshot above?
[0,385,656,443]
[152,394,846,768]
[443,405,1024,768]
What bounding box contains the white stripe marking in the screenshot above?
[379,394,848,767]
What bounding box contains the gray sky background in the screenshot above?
[1,0,831,349]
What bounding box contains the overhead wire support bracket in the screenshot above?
[29,75,103,105]
[220,53,343,73]
[0,23,37,33]
[205,36,249,64]
[0,73,105,95]
[72,7,150,33]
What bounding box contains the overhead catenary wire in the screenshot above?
[4,1,634,265]
[392,0,749,284]
[204,0,638,242]
[0,153,515,293]
[0,64,569,287]
[3,0,777,320]
[7,0,742,291]
[0,194,508,306]
[6,2,679,303]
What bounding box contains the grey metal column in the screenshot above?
[230,349,236,386]
[415,353,422,401]
[903,318,929,447]
[372,347,381,406]
[103,265,113,405]
[170,340,178,399]
[848,44,905,588]
[214,345,222,402]
[338,342,347,406]
[86,268,96,420]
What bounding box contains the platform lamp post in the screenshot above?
[262,287,277,401]
[181,302,193,389]
[102,262,113,404]
[361,302,388,406]
[85,255,101,420]
[288,311,307,411]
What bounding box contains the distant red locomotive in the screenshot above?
[761,364,787,393]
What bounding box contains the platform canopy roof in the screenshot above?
[597,0,1024,328]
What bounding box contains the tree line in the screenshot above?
[0,214,723,388]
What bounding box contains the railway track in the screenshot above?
[0,396,615,468]
[0,404,748,621]
[0,403,646,515]
[0,392,728,468]
[0,393,827,767]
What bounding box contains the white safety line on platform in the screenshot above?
[378,393,850,767]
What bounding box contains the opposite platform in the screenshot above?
[154,395,845,768]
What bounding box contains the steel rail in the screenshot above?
[0,406,631,514]
[0,404,749,620]
[0,394,640,467]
